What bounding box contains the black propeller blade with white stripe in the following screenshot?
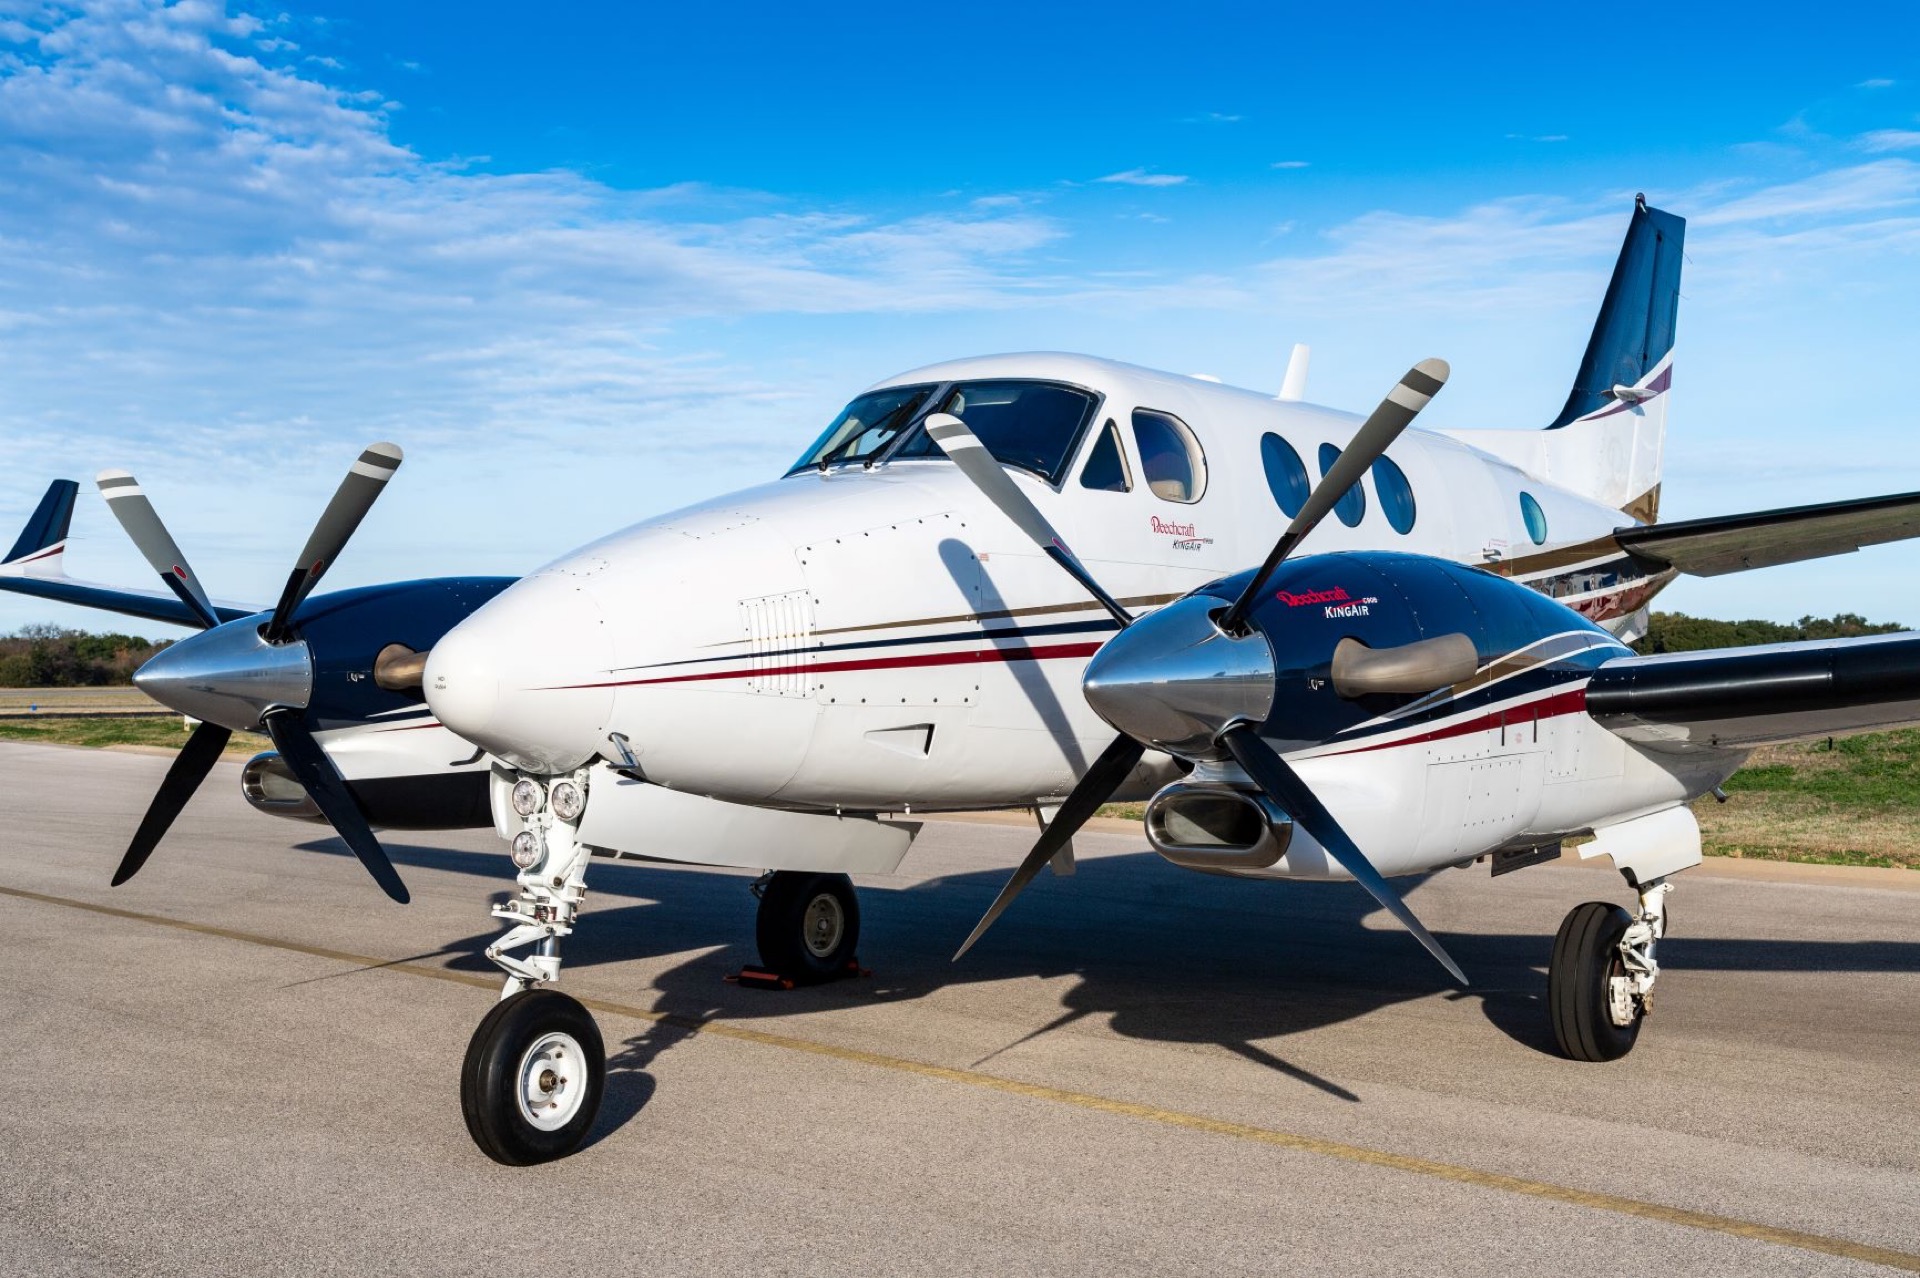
[95,469,221,630]
[110,720,233,886]
[1219,725,1466,984]
[952,733,1146,959]
[264,442,404,643]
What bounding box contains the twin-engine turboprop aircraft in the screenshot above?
[10,195,1920,1165]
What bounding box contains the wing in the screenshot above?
[1586,631,1920,749]
[1616,491,1920,577]
[0,480,255,628]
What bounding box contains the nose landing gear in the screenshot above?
[1549,877,1672,1062]
[463,766,609,1164]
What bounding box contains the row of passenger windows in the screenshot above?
[791,378,1549,543]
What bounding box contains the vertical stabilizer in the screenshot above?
[1549,194,1684,429]
[1442,196,1685,523]
[2,479,79,577]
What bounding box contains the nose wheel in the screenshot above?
[754,871,862,983]
[461,989,606,1165]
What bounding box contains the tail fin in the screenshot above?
[1548,194,1685,430]
[2,480,79,576]
[1442,196,1685,523]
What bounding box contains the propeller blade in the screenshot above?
[1219,359,1448,633]
[923,413,1133,628]
[263,443,403,643]
[95,470,221,631]
[263,710,410,903]
[111,720,232,885]
[954,733,1146,960]
[1219,724,1467,985]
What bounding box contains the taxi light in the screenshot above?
[549,780,584,822]
[510,830,542,870]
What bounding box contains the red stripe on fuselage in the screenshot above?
[1312,686,1590,759]
[547,640,1107,691]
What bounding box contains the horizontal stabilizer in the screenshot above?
[1617,490,1920,577]
[1587,631,1920,749]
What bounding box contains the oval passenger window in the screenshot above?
[1371,455,1416,535]
[1260,432,1309,517]
[1520,491,1549,544]
[1132,409,1206,504]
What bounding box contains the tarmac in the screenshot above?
[1,739,1916,1277]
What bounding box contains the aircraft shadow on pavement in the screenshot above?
[300,833,1920,1144]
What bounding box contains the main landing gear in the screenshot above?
[752,870,862,983]
[1549,876,1673,1062]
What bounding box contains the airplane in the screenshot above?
[10,196,1920,1165]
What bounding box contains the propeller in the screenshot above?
[265,710,410,903]
[952,733,1145,960]
[264,442,404,643]
[1218,725,1465,983]
[923,413,1133,627]
[111,720,232,886]
[96,470,221,630]
[932,364,1465,982]
[98,444,411,901]
[1217,358,1448,635]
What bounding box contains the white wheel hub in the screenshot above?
[802,892,845,959]
[516,1030,588,1131]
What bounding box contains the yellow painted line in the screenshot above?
[5,882,1918,1273]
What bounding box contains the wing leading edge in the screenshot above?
[1586,631,1920,750]
[1617,490,1920,577]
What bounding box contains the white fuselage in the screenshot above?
[426,353,1682,834]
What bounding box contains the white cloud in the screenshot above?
[1095,168,1189,187]
[1270,160,1310,169]
[1857,128,1920,153]
[1858,78,1896,88]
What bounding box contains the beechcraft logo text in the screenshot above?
[1275,586,1377,618]
[1149,516,1213,551]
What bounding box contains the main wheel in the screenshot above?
[756,871,861,983]
[461,989,606,1165]
[1549,901,1643,1062]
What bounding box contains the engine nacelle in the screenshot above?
[240,751,325,824]
[1142,780,1291,872]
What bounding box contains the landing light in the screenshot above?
[549,780,584,822]
[511,778,543,818]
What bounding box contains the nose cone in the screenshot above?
[135,618,312,731]
[425,569,615,775]
[1082,594,1276,757]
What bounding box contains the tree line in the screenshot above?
[1632,611,1904,653]
[0,625,171,687]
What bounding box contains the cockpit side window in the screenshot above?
[1132,409,1206,503]
[891,380,1099,484]
[1079,418,1131,492]
[788,384,936,474]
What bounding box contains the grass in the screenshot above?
[9,715,1920,870]
[0,715,269,757]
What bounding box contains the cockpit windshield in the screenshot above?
[890,380,1098,484]
[788,378,1100,483]
[789,384,936,473]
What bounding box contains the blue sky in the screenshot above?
[3,0,1920,636]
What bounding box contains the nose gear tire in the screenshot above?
[755,871,861,984]
[1549,901,1643,1062]
[461,989,606,1164]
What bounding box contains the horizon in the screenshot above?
[4,1,1920,637]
